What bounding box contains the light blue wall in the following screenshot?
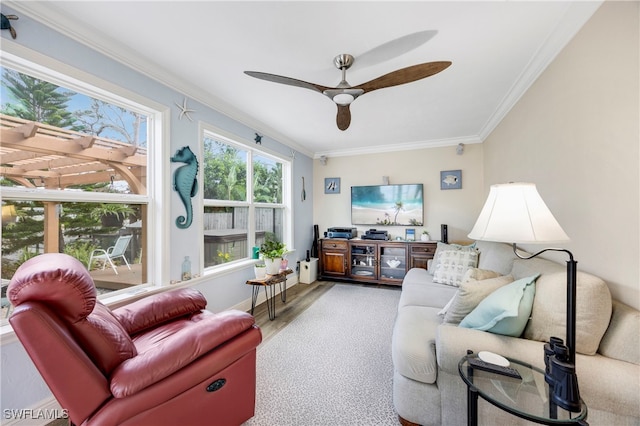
[0,5,314,413]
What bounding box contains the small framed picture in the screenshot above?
[405,229,416,241]
[440,170,462,190]
[325,177,341,194]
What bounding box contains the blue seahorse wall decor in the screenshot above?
[171,146,199,229]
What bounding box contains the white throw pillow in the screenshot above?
[432,249,479,287]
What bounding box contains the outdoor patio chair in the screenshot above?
[88,235,132,275]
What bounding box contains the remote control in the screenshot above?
[468,356,522,379]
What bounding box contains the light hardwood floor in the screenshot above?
[249,280,336,344]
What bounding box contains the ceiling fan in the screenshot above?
[245,54,451,131]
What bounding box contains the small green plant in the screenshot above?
[64,240,99,266]
[259,234,286,260]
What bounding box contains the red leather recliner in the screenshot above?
[7,253,262,426]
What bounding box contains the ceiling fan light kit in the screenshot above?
[245,52,451,131]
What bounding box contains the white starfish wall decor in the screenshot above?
[175,97,196,121]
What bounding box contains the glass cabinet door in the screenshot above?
[350,243,377,280]
[379,244,407,282]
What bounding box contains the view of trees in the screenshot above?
[203,138,283,203]
[1,67,284,278]
[1,67,147,277]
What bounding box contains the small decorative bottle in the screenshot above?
[181,256,192,281]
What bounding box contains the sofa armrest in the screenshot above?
[113,288,207,335]
[110,310,256,397]
[436,324,546,375]
[576,354,640,417]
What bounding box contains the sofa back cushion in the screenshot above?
[474,241,520,276]
[523,270,612,355]
[598,300,640,365]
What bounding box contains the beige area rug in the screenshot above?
[244,283,402,426]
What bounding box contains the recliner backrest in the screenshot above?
[8,253,137,375]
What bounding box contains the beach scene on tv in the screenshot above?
[351,184,424,226]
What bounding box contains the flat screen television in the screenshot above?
[351,184,423,226]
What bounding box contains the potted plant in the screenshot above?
[259,235,286,274]
[421,230,430,241]
[90,203,135,228]
[254,263,267,279]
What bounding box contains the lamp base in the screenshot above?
[549,345,582,412]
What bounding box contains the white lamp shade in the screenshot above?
[468,183,570,244]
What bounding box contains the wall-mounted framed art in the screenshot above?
[325,177,341,194]
[440,170,462,190]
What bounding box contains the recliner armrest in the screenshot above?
[110,310,257,397]
[113,288,207,335]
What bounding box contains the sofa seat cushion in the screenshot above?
[524,271,612,355]
[392,305,442,384]
[399,268,457,309]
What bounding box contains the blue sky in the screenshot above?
[1,66,147,145]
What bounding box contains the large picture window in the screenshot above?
[202,128,289,269]
[1,57,164,324]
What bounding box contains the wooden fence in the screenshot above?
[203,208,283,267]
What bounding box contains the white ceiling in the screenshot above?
[10,1,602,158]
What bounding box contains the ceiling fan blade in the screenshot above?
[356,61,452,94]
[244,71,329,93]
[336,104,351,131]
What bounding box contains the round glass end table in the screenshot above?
[458,354,588,426]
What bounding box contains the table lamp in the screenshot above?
[468,182,582,412]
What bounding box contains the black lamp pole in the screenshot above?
[513,244,581,412]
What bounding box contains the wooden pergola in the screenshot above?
[0,114,148,268]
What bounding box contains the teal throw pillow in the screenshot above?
[459,274,539,337]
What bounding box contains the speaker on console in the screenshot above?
[441,224,448,243]
[311,224,319,258]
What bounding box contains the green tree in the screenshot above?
[253,161,282,203]
[203,138,247,201]
[1,68,76,128]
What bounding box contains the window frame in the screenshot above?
[200,123,292,274]
[0,44,170,320]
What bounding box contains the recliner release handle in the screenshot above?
[206,378,226,392]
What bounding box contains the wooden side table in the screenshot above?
[246,268,292,320]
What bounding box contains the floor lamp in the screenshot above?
[468,182,582,412]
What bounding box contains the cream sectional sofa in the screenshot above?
[392,240,640,426]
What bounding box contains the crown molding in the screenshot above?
[314,135,482,159]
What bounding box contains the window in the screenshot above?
[1,54,165,325]
[202,127,290,269]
